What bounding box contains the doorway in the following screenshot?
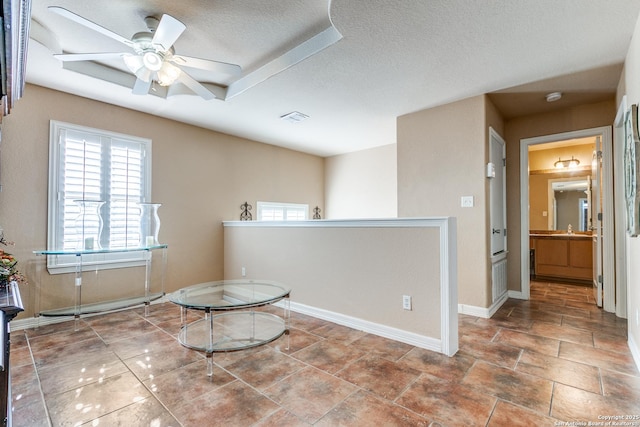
[520,127,615,310]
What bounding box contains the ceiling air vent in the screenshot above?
[280,111,309,123]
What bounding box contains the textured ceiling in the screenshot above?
[26,0,640,157]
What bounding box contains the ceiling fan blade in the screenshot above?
[54,52,127,62]
[171,55,241,75]
[132,77,152,95]
[48,6,133,48]
[152,15,186,51]
[176,71,216,100]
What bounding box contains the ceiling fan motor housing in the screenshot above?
[131,32,173,55]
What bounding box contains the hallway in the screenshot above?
[8,280,640,426]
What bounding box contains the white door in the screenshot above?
[490,129,506,256]
[591,137,603,307]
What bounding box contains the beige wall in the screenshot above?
[398,95,492,308]
[621,11,640,367]
[325,144,397,219]
[0,84,324,317]
[504,99,616,293]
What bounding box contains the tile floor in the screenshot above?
[8,280,640,426]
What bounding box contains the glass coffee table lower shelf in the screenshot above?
[168,280,291,376]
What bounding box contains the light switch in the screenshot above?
[461,196,474,208]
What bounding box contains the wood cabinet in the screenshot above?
[531,235,593,283]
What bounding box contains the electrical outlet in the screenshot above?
[242,267,246,277]
[461,196,474,208]
[402,295,412,311]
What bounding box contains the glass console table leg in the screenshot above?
[144,250,151,317]
[74,254,82,331]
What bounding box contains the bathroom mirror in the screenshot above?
[529,170,592,232]
[550,179,590,231]
[528,138,596,233]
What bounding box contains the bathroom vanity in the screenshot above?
[530,232,593,283]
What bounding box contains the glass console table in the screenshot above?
[168,280,291,376]
[34,245,167,330]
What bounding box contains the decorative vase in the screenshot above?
[138,203,162,247]
[74,200,105,250]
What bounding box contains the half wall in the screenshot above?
[223,218,458,356]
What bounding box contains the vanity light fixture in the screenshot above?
[554,156,580,169]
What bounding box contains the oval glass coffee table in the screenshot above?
[168,280,291,376]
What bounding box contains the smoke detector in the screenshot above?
[546,92,562,102]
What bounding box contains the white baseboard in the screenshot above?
[282,300,443,353]
[11,315,66,331]
[629,334,640,373]
[458,292,508,319]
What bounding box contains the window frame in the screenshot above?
[256,201,309,221]
[47,120,153,274]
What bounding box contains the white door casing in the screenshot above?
[613,96,628,318]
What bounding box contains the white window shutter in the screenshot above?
[60,134,103,250]
[48,121,152,272]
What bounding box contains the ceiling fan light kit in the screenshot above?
[142,52,162,71]
[157,62,181,86]
[123,52,180,86]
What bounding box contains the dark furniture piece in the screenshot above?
[0,281,24,427]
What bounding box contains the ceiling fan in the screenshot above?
[49,6,242,100]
